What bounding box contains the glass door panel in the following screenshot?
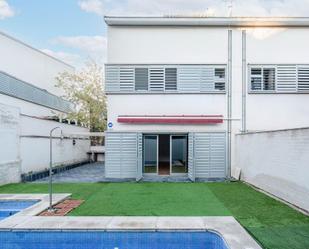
[143,135,158,174]
[171,135,188,174]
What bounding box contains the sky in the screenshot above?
[0,0,309,68]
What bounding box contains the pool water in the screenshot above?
[0,200,38,220]
[0,231,229,249]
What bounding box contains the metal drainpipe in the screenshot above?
[242,30,247,133]
[227,29,232,179]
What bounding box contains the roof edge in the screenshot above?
[104,16,309,27]
[0,31,75,70]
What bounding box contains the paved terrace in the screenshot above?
[35,162,194,183]
[36,162,105,183]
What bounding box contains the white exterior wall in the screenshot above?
[106,23,309,192]
[246,28,309,131]
[0,32,74,96]
[108,27,228,63]
[20,137,89,174]
[107,26,228,133]
[0,33,90,183]
[0,103,21,185]
[20,114,90,174]
[107,94,226,132]
[0,97,90,176]
[235,128,309,212]
[107,26,309,132]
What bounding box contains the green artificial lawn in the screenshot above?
[0,182,308,249]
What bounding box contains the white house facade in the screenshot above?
[104,17,309,181]
[0,31,90,185]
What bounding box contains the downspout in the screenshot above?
[241,30,247,133]
[227,29,232,179]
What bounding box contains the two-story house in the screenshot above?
[104,17,309,181]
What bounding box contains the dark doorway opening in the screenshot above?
[158,134,170,175]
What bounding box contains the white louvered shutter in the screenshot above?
[178,66,201,92]
[276,65,297,92]
[105,66,120,92]
[149,67,164,92]
[119,67,134,92]
[297,66,309,92]
[200,67,214,92]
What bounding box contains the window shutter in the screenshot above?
[298,66,309,92]
[209,133,226,178]
[200,67,214,92]
[276,65,297,92]
[188,133,195,182]
[105,64,227,93]
[194,132,226,178]
[105,132,138,178]
[105,66,120,92]
[119,67,134,92]
[149,67,164,92]
[135,68,148,91]
[165,68,177,91]
[178,66,201,92]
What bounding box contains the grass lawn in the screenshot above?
[0,182,308,249]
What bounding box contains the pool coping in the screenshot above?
[0,194,71,224]
[0,195,262,249]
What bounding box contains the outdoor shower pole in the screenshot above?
[49,127,62,212]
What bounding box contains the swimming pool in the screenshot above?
[0,200,38,220]
[0,231,229,249]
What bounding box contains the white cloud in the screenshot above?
[41,49,81,67]
[78,0,105,15]
[78,0,309,17]
[0,0,15,19]
[51,35,107,66]
[54,35,106,54]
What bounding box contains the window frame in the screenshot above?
[248,65,277,93]
[248,64,309,94]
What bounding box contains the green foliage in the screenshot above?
[56,61,107,132]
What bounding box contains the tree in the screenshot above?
[55,61,107,133]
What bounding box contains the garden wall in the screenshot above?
[235,128,309,212]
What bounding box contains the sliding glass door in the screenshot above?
[143,135,158,174]
[171,135,188,174]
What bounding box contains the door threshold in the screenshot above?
[142,175,191,182]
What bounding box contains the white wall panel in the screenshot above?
[107,94,227,132]
[108,27,227,64]
[236,128,309,212]
[0,32,74,96]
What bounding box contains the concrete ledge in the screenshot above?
[0,194,261,249]
[0,193,70,228]
[0,216,261,249]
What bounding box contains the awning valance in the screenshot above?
[117,115,223,124]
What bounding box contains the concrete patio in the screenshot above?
[36,162,105,183]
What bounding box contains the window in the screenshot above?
[105,64,227,93]
[214,68,226,91]
[263,68,276,90]
[250,67,275,91]
[135,68,148,91]
[165,68,177,91]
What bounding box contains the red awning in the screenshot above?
[117,115,223,124]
